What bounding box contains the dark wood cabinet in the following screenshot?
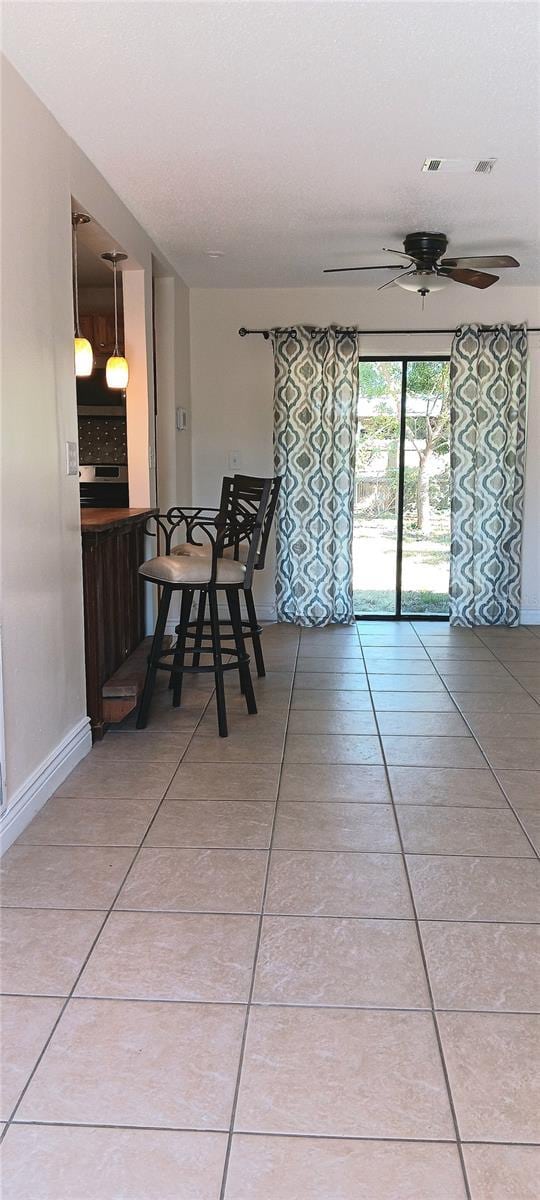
[81,507,157,738]
[79,313,124,355]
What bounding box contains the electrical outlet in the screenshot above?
[65,441,79,476]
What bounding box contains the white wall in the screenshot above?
[154,275,192,513]
[190,286,540,620]
[0,60,190,844]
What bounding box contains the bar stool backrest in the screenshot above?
[231,474,282,570]
[214,475,273,589]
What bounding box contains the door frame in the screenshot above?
[355,355,450,622]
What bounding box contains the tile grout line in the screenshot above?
[35,755,540,803]
[490,765,540,860]
[4,992,537,1018]
[406,623,540,1194]
[357,626,539,856]
[472,630,540,704]
[419,644,540,862]
[0,659,239,1144]
[1,847,142,1141]
[53,683,219,801]
[218,630,301,1200]
[10,845,538,859]
[355,623,473,1200]
[2,904,538,925]
[8,1117,539,1148]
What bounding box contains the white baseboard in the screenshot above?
[165,606,535,633]
[252,605,278,622]
[0,716,92,855]
[521,609,540,624]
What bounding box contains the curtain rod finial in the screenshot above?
[238,326,271,339]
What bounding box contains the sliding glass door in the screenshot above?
[353,358,450,618]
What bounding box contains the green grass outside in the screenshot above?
[354,588,449,616]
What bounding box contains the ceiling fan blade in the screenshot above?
[441,255,519,270]
[440,267,499,289]
[323,264,409,274]
[377,270,414,292]
[382,247,414,260]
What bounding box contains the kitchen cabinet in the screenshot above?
[79,313,124,355]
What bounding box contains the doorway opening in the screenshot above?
[353,357,451,619]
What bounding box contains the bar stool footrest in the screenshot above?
[149,652,250,676]
[183,618,262,639]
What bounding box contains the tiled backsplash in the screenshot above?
[78,417,128,465]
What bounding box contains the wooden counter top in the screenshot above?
[80,507,158,535]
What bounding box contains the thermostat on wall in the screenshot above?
[176,407,187,431]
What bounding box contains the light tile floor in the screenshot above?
[1,620,540,1199]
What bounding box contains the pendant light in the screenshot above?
[101,251,129,389]
[72,212,93,376]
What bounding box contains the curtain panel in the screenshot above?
[271,325,360,626]
[449,324,528,627]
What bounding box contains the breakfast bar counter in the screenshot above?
[81,506,158,738]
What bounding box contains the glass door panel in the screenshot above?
[401,361,450,615]
[354,357,450,618]
[354,361,402,615]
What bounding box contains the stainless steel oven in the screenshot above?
[79,464,129,508]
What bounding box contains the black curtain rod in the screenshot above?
[238,325,539,339]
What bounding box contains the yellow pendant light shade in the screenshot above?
[74,336,94,377]
[72,213,93,376]
[101,250,129,391]
[106,355,129,389]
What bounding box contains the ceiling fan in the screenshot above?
[323,232,520,296]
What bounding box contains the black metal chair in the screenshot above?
[169,474,281,677]
[136,476,273,737]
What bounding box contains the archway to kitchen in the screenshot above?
[72,204,153,512]
[71,200,157,740]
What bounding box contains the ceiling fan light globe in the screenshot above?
[396,270,449,294]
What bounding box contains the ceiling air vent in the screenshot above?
[422,157,497,174]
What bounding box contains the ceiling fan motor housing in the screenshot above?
[403,232,448,267]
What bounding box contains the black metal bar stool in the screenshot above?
[136,477,273,737]
[168,474,281,677]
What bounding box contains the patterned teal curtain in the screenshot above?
[449,324,528,627]
[271,325,360,626]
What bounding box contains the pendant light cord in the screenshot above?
[113,258,119,355]
[72,219,81,337]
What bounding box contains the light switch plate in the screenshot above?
[65,441,79,476]
[228,452,242,471]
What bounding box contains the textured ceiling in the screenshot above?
[3,1,540,286]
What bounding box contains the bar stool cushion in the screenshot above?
[139,555,246,585]
[171,541,250,563]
